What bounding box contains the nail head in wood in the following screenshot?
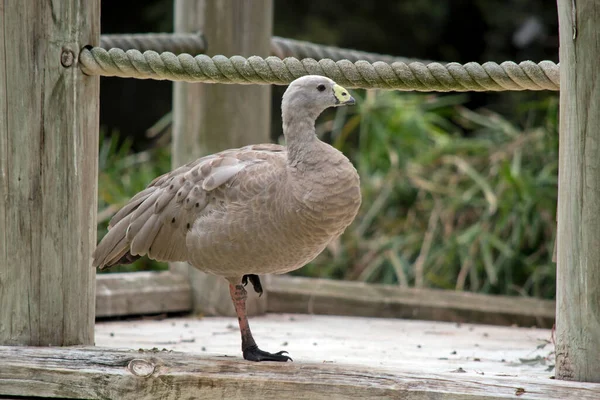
[61,47,75,68]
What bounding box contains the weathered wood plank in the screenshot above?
[96,272,192,318]
[267,276,555,328]
[93,273,554,327]
[170,0,273,317]
[1,346,599,400]
[556,0,600,383]
[0,0,99,345]
[96,314,556,378]
[92,272,555,327]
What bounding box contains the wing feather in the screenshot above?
[93,144,286,269]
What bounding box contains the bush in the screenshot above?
[300,91,558,299]
[97,91,559,299]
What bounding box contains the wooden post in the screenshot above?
[0,1,100,345]
[171,0,273,316]
[556,0,600,383]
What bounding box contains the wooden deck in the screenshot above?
[84,313,599,399]
[96,314,554,377]
[2,313,599,399]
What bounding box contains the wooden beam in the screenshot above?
[170,0,273,317]
[91,272,554,327]
[556,0,600,383]
[1,346,599,400]
[267,276,555,328]
[96,272,192,318]
[0,0,99,345]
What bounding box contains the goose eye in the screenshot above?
[317,84,326,92]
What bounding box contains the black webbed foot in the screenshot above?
[243,344,292,362]
[242,274,263,296]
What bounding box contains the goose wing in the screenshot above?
[92,144,286,269]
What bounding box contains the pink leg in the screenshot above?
[228,283,291,362]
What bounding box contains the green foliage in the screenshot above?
[96,92,559,299]
[97,132,169,273]
[299,91,558,299]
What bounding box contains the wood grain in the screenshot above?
[93,272,554,327]
[170,0,273,317]
[96,313,556,378]
[96,272,192,318]
[0,0,99,345]
[267,276,555,328]
[556,0,600,383]
[2,345,600,400]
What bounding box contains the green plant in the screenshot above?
[300,91,558,299]
[96,92,559,299]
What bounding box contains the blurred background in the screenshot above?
[98,0,559,300]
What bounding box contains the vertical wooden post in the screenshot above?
[0,1,100,345]
[556,0,600,383]
[172,0,273,316]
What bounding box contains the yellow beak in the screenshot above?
[333,84,355,106]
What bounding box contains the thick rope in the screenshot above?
[100,33,207,55]
[275,37,426,64]
[100,33,428,64]
[79,47,559,92]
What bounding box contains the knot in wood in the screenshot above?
[127,358,156,377]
